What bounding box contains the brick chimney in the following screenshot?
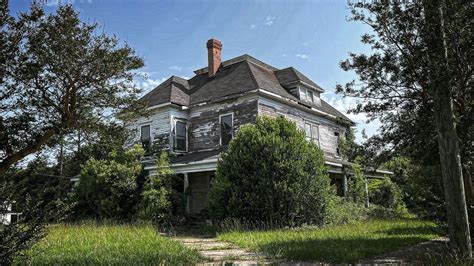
[206,39,222,77]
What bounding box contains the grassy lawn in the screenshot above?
[17,222,203,265]
[218,219,441,263]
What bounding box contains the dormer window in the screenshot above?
[299,86,318,105]
[307,90,314,104]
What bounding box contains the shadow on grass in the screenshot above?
[258,236,434,263]
[374,224,440,236]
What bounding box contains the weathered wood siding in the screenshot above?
[125,106,189,150]
[188,97,258,151]
[257,97,346,158]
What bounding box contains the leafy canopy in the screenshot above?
[0,2,145,173]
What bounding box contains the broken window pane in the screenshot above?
[175,121,186,151]
[221,114,233,146]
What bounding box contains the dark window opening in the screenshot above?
[141,125,151,153]
[220,114,233,146]
[175,121,187,151]
[334,132,340,156]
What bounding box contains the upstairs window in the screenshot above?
[307,90,314,104]
[220,113,233,146]
[334,132,340,156]
[174,121,187,152]
[304,123,319,145]
[300,87,307,101]
[141,125,151,152]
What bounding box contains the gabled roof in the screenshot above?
[140,54,354,124]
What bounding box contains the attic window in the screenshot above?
[307,90,314,103]
[220,113,234,146]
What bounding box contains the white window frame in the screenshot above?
[139,123,152,142]
[307,90,314,104]
[303,121,320,147]
[219,112,234,147]
[173,119,188,152]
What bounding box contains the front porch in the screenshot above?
[144,150,392,214]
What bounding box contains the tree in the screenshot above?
[207,116,333,227]
[337,1,473,256]
[1,168,70,264]
[0,2,145,174]
[74,145,144,219]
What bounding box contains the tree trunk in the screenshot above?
[433,87,472,257]
[0,128,58,175]
[424,0,472,257]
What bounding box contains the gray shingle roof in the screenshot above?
[140,55,353,124]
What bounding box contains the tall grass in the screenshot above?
[218,219,441,263]
[16,221,203,265]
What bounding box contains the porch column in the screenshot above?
[342,174,348,199]
[364,176,370,208]
[183,173,190,214]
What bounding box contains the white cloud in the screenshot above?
[137,77,167,93]
[302,41,309,47]
[295,53,311,61]
[264,16,275,26]
[250,24,256,30]
[322,95,381,143]
[169,65,183,71]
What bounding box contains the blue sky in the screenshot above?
[10,0,380,142]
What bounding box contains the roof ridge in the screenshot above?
[193,54,278,74]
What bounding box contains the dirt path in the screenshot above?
[174,235,451,265]
[173,236,266,265]
[359,237,451,265]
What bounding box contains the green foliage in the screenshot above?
[347,159,366,205]
[138,152,173,223]
[4,158,74,222]
[0,176,69,264]
[74,145,144,220]
[325,198,368,226]
[369,177,406,211]
[0,2,146,173]
[17,223,203,264]
[208,116,333,227]
[382,157,445,220]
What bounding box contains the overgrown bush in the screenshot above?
[207,116,333,227]
[138,153,173,224]
[74,145,144,220]
[382,157,445,220]
[369,177,406,211]
[326,197,368,226]
[347,159,366,205]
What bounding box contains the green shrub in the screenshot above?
[326,197,368,225]
[347,159,366,205]
[207,116,333,227]
[74,145,144,220]
[369,177,406,211]
[138,152,173,223]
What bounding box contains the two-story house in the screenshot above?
[126,39,389,214]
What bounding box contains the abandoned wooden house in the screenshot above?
[126,39,389,214]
